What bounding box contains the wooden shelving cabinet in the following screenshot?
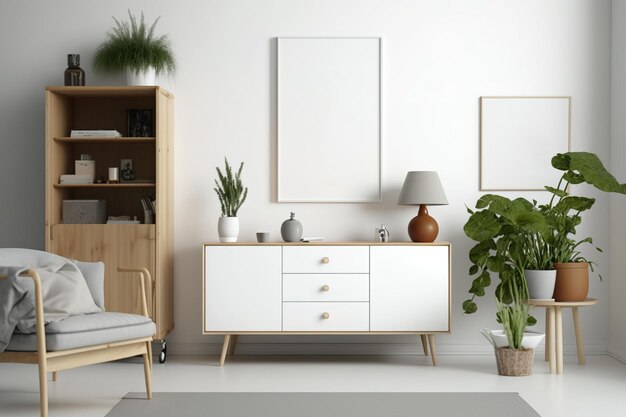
[45,86,174,352]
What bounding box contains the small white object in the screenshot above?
[108,167,119,181]
[70,130,121,137]
[218,216,239,243]
[126,67,156,86]
[75,160,95,181]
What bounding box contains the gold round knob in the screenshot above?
[322,312,330,319]
[321,285,330,292]
[322,257,330,264]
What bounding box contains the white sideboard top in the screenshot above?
[202,241,451,246]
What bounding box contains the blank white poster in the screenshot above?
[277,37,382,202]
[480,97,570,191]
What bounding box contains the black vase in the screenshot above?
[64,54,85,86]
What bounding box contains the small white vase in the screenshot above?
[525,269,557,300]
[218,217,239,242]
[126,67,156,86]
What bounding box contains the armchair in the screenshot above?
[0,249,156,417]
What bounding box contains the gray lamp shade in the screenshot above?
[398,171,448,206]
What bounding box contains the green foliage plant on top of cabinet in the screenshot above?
[93,10,176,85]
[214,158,248,243]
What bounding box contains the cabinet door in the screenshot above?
[115,225,156,317]
[370,246,449,331]
[204,246,282,331]
[51,224,155,317]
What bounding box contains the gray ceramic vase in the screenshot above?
[281,212,303,242]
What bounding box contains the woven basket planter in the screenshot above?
[494,347,535,376]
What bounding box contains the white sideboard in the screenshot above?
[202,242,451,365]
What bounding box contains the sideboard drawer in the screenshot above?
[283,302,370,331]
[283,246,369,273]
[283,274,369,302]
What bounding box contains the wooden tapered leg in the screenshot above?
[555,307,563,374]
[142,348,152,399]
[228,335,239,356]
[146,341,153,368]
[52,372,57,382]
[420,335,429,356]
[572,307,586,365]
[38,359,48,417]
[427,335,437,366]
[548,307,556,374]
[545,308,551,361]
[219,335,231,366]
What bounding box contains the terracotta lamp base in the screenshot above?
[408,204,439,242]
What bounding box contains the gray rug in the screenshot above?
[106,392,540,417]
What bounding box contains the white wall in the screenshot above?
[0,0,613,355]
[609,0,626,362]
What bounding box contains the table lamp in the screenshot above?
[398,171,448,242]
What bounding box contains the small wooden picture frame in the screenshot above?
[127,109,153,137]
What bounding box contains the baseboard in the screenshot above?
[165,341,609,356]
[608,347,626,364]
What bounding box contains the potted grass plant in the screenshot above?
[93,10,176,85]
[540,152,626,301]
[214,158,248,243]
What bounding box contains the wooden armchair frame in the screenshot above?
[0,267,154,417]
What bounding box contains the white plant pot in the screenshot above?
[525,269,557,300]
[218,217,239,243]
[481,328,545,349]
[126,67,156,86]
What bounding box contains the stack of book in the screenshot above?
[60,174,93,185]
[70,130,122,138]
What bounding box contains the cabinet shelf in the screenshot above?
[54,137,156,143]
[46,86,173,340]
[54,183,156,188]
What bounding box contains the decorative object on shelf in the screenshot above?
[63,200,107,224]
[480,96,570,191]
[256,232,270,243]
[128,109,153,137]
[281,212,303,242]
[70,129,122,138]
[375,224,389,242]
[106,215,140,224]
[108,167,119,183]
[398,171,448,242]
[93,10,176,86]
[140,197,154,224]
[120,159,135,181]
[75,156,95,184]
[214,158,248,243]
[64,54,85,86]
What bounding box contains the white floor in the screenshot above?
[1,353,625,417]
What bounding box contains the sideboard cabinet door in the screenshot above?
[204,246,282,331]
[370,246,449,332]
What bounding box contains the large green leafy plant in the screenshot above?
[93,10,176,76]
[214,158,248,217]
[464,152,626,317]
[540,152,626,267]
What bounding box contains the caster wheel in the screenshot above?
[159,340,167,363]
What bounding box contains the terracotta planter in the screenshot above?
[554,262,589,301]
